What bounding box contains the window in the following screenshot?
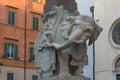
[29,47,35,61]
[34,0,41,2]
[8,11,15,25]
[116,74,120,80]
[113,57,120,80]
[112,21,120,45]
[7,73,14,80]
[32,75,38,80]
[110,19,120,47]
[32,17,39,30]
[4,43,18,59]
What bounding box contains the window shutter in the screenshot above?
[11,45,14,58]
[30,47,34,61]
[14,44,18,59]
[10,11,13,25]
[34,18,37,30]
[4,43,8,57]
[33,17,35,30]
[12,12,15,25]
[7,73,10,80]
[8,11,11,24]
[11,73,14,80]
[32,17,38,30]
[8,11,15,25]
[36,18,38,30]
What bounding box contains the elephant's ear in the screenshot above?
[88,25,103,46]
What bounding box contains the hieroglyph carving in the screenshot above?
[34,6,103,80]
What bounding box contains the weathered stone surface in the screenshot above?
[44,0,77,13]
[44,0,58,13]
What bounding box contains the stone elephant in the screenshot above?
[47,15,103,79]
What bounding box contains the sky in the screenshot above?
[76,0,93,16]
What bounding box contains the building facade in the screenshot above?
[94,0,120,80]
[0,0,45,80]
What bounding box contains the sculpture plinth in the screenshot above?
[34,4,103,80]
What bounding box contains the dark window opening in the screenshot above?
[8,11,15,25]
[32,75,38,80]
[29,47,35,61]
[7,73,14,80]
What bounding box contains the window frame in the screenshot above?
[110,19,120,48]
[29,43,35,61]
[4,38,18,59]
[32,16,39,31]
[8,11,15,25]
[29,47,35,61]
[7,7,17,26]
[7,72,14,80]
[112,56,120,80]
[4,43,18,59]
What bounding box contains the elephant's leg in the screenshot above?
[57,52,69,74]
[73,55,85,76]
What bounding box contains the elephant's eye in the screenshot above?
[85,29,92,34]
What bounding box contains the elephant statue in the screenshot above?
[47,15,103,79]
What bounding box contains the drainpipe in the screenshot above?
[24,0,28,80]
[90,6,95,80]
